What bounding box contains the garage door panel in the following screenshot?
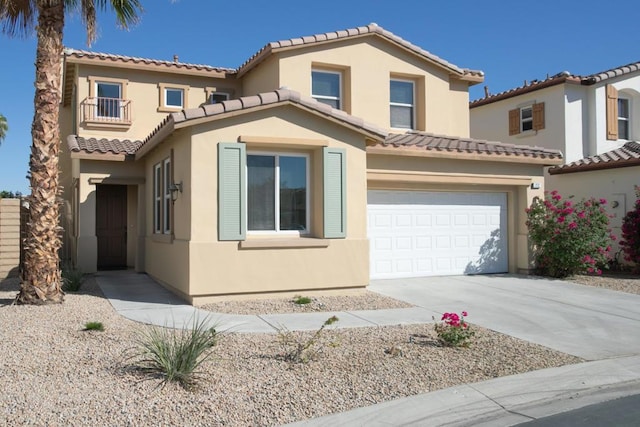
[368,190,507,279]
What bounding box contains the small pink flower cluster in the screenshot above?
[441,311,469,328]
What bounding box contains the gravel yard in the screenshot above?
[0,276,588,426]
[569,271,640,295]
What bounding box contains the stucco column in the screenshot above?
[77,178,97,273]
[516,182,544,274]
[135,182,146,272]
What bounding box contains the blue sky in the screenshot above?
[1,0,638,194]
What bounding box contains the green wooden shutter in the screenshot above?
[218,143,246,241]
[323,147,346,238]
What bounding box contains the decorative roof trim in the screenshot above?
[549,141,640,175]
[236,23,483,82]
[471,60,640,107]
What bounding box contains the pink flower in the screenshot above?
[599,198,607,205]
[557,216,565,223]
[587,267,594,273]
[577,211,586,219]
[568,222,578,230]
[462,311,468,317]
[552,194,562,201]
[564,200,573,208]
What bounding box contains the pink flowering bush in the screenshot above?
[434,311,475,347]
[620,186,640,272]
[526,190,614,278]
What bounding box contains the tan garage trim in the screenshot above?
[367,169,533,187]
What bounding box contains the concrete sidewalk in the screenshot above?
[95,270,640,426]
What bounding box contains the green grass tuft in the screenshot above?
[61,263,84,292]
[129,317,218,390]
[84,321,104,331]
[293,295,312,305]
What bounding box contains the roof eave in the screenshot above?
[549,158,640,175]
[470,76,581,108]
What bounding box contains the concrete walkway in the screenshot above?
[95,271,640,426]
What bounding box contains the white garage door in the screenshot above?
[368,190,508,279]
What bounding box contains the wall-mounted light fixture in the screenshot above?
[530,182,541,190]
[169,181,183,201]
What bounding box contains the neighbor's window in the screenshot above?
[390,79,415,129]
[208,92,230,104]
[311,70,341,109]
[618,98,630,140]
[165,87,184,108]
[246,153,308,233]
[96,81,122,118]
[520,105,534,132]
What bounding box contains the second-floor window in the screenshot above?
[96,81,122,118]
[208,92,230,104]
[520,106,534,132]
[312,70,341,109]
[618,98,630,140]
[165,87,184,109]
[509,102,545,135]
[390,80,415,129]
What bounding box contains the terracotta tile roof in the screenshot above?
[135,88,388,158]
[471,60,640,107]
[548,141,640,175]
[377,131,563,160]
[67,135,142,155]
[237,23,483,81]
[63,48,236,74]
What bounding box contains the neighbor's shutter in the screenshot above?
[606,84,619,140]
[323,147,346,238]
[533,102,545,131]
[508,108,520,135]
[218,142,246,241]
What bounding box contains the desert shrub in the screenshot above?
[292,295,312,305]
[620,186,640,272]
[129,317,218,390]
[277,316,339,363]
[61,263,84,292]
[526,191,614,278]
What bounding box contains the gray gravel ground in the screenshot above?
[0,276,583,426]
[569,271,640,295]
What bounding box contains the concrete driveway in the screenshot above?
[369,274,640,361]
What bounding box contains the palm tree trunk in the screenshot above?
[16,0,65,305]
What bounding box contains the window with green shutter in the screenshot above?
[323,147,347,238]
[218,143,246,241]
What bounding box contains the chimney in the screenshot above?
[483,86,490,97]
[173,54,179,63]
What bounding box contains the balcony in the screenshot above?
[81,97,132,128]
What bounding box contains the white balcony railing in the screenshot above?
[82,97,131,125]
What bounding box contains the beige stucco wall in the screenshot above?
[367,153,545,273]
[141,105,371,301]
[242,37,472,136]
[73,64,239,141]
[547,167,640,256]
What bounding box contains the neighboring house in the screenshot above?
[469,61,640,241]
[59,23,562,303]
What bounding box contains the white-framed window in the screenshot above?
[618,98,630,140]
[520,105,534,132]
[153,158,172,234]
[153,163,162,234]
[164,87,184,109]
[163,158,171,234]
[208,92,230,104]
[390,79,415,129]
[311,70,341,109]
[96,81,122,118]
[246,152,309,234]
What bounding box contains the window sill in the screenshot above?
[83,119,131,130]
[151,233,173,244]
[157,106,183,113]
[239,238,330,249]
[516,130,538,138]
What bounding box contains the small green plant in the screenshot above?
[277,315,339,363]
[128,317,218,390]
[292,295,312,305]
[61,263,84,292]
[434,311,475,348]
[83,321,104,331]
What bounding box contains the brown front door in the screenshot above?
[96,185,127,270]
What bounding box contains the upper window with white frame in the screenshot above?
[509,102,545,136]
[96,81,122,118]
[311,70,341,109]
[208,92,230,104]
[246,152,309,234]
[520,105,534,132]
[618,98,630,140]
[158,83,188,111]
[390,79,415,129]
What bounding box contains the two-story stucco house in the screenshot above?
[59,23,562,304]
[470,62,640,242]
